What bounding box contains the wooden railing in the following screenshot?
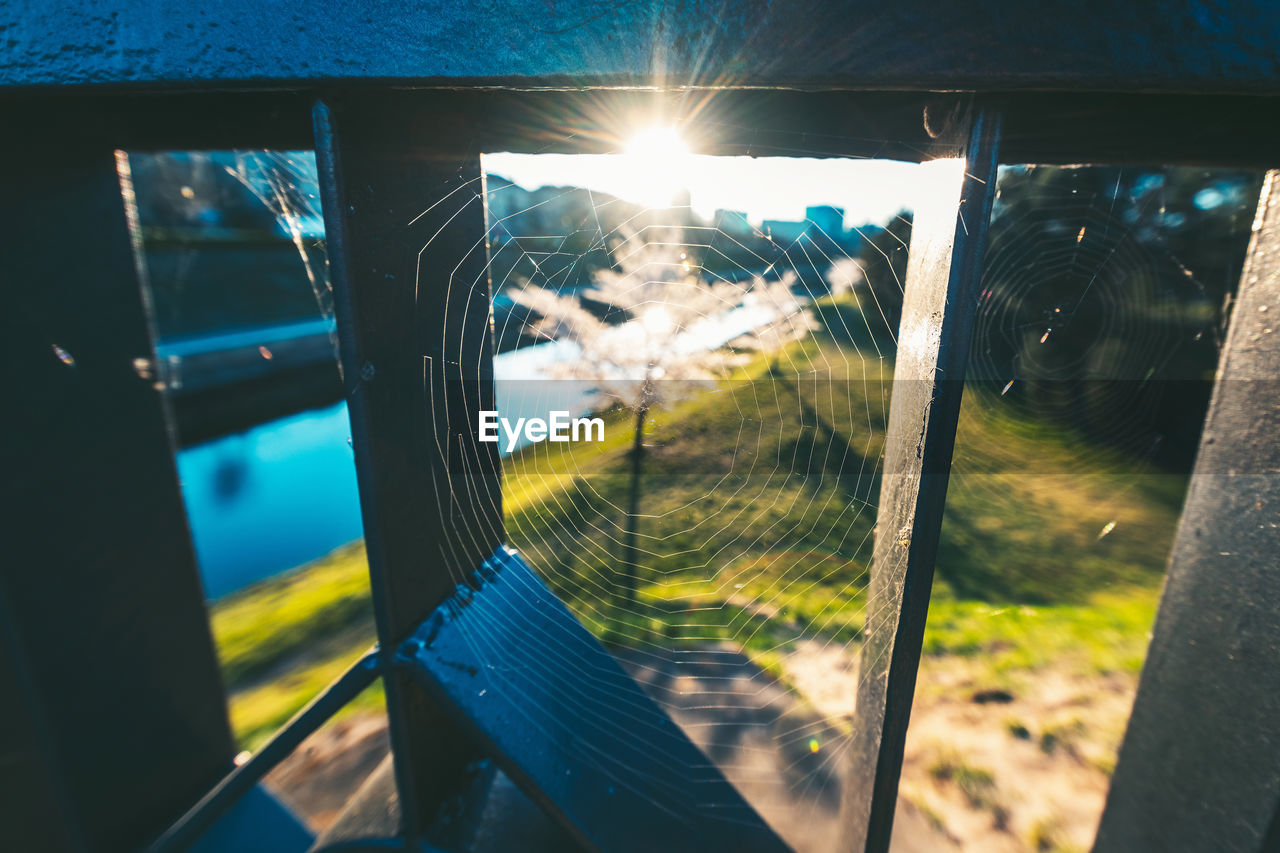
[4,6,1280,851]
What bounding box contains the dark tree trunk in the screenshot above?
[618,399,647,609]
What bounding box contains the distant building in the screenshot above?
[713,209,752,236]
[761,219,807,244]
[805,205,845,239]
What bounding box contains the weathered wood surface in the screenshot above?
[1094,171,1280,853]
[0,138,233,850]
[840,100,1002,853]
[314,98,504,834]
[398,548,791,853]
[4,1,1280,93]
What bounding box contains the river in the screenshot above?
[179,298,792,599]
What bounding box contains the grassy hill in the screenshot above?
[210,295,1181,750]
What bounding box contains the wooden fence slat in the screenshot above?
[0,139,234,851]
[1093,170,1280,853]
[840,100,1002,853]
[314,98,505,837]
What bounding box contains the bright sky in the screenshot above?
[483,147,929,229]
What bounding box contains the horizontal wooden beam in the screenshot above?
[4,89,1279,168]
[4,1,1280,94]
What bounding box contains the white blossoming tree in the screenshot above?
[510,225,816,606]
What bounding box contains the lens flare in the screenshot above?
[619,126,691,209]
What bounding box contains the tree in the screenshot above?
[972,165,1263,466]
[510,224,815,608]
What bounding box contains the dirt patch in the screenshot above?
[900,658,1136,853]
[262,712,390,832]
[777,639,1136,853]
[255,644,1133,852]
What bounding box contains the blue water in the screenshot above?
[179,301,779,599]
[178,341,597,599]
[178,402,364,600]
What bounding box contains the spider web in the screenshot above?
[458,145,938,849]
[129,144,1263,851]
[446,152,1257,849]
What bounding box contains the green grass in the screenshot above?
[209,542,378,750]
[211,541,373,688]
[227,629,384,750]
[921,585,1159,679]
[209,295,1180,748]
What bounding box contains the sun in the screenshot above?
[616,126,691,209]
[625,126,688,160]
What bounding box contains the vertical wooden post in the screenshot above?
[0,138,234,849]
[1094,171,1280,853]
[313,98,503,837]
[841,100,1002,852]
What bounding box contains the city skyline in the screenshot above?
[482,151,931,229]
